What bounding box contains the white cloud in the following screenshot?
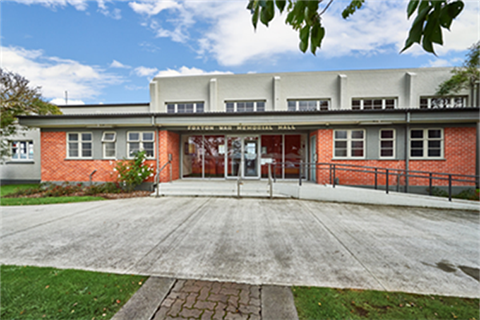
[129,0,479,66]
[155,66,232,77]
[50,98,85,105]
[128,0,180,16]
[97,0,121,19]
[1,46,121,102]
[134,66,158,77]
[10,0,89,11]
[424,59,452,68]
[110,59,131,69]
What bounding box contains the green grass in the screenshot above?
[0,196,106,206]
[293,286,479,320]
[0,184,39,197]
[0,184,106,206]
[1,265,146,320]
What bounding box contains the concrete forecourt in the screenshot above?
[1,197,478,302]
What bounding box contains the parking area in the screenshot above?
[1,197,478,298]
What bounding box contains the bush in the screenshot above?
[114,151,155,192]
[84,182,123,195]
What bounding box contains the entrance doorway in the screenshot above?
[226,136,260,179]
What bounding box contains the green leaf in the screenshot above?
[422,34,435,54]
[275,0,286,13]
[252,6,260,29]
[299,25,310,53]
[310,24,325,54]
[401,3,432,52]
[260,0,275,26]
[447,1,464,19]
[439,6,454,29]
[424,13,443,45]
[407,0,420,18]
[342,0,365,19]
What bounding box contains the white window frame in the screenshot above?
[166,102,204,113]
[127,131,155,159]
[225,101,265,113]
[333,129,366,159]
[10,140,34,161]
[67,132,93,159]
[419,96,467,109]
[409,128,444,159]
[287,99,330,111]
[352,98,397,110]
[102,131,117,159]
[379,129,395,159]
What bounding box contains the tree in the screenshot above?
[436,42,480,107]
[0,68,62,159]
[247,0,464,55]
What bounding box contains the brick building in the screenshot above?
[12,68,480,192]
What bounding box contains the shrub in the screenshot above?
[114,151,155,192]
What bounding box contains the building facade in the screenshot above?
[10,68,479,191]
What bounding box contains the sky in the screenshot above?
[1,0,479,105]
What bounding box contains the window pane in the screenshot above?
[363,100,373,109]
[335,131,347,139]
[373,99,382,109]
[144,142,154,157]
[428,141,441,149]
[185,103,194,113]
[246,102,254,112]
[420,98,428,108]
[453,97,464,108]
[143,132,154,141]
[381,141,393,149]
[335,141,347,149]
[82,133,92,141]
[299,101,308,111]
[257,101,265,112]
[196,103,204,113]
[335,149,347,157]
[428,130,441,138]
[82,142,92,157]
[167,104,175,113]
[411,141,423,148]
[28,142,34,159]
[428,149,441,157]
[319,100,329,110]
[381,149,393,157]
[385,99,395,109]
[381,130,394,139]
[352,100,361,110]
[105,142,115,157]
[226,102,234,112]
[129,142,139,156]
[288,101,296,111]
[68,133,78,141]
[351,130,364,139]
[411,130,423,139]
[411,149,423,157]
[307,101,317,110]
[68,143,78,157]
[351,141,363,149]
[352,149,364,157]
[129,132,139,141]
[237,102,246,112]
[104,133,115,141]
[177,104,186,113]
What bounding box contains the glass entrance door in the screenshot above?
[226,136,260,179]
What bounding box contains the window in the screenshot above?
[11,141,34,161]
[419,96,467,109]
[102,132,116,158]
[333,130,365,158]
[225,101,265,113]
[379,129,395,158]
[166,102,204,113]
[127,131,155,158]
[352,98,396,110]
[288,99,329,111]
[410,129,443,158]
[67,133,92,158]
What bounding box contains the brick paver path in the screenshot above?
[152,279,261,320]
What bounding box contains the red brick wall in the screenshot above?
[158,130,180,182]
[313,127,476,187]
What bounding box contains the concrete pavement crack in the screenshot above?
[300,201,387,291]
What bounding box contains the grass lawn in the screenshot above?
[0,184,105,206]
[1,265,146,320]
[293,286,479,320]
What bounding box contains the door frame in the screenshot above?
[225,135,261,179]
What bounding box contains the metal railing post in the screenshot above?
[429,173,433,195]
[169,154,172,182]
[268,163,273,199]
[386,169,389,194]
[299,160,303,186]
[332,164,336,188]
[273,162,277,183]
[89,170,97,186]
[237,165,242,198]
[374,168,378,190]
[448,174,452,201]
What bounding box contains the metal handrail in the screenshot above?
[155,159,172,198]
[270,161,479,202]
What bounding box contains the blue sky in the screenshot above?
[1,0,479,105]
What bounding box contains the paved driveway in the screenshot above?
[1,197,478,298]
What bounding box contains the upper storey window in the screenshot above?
[11,141,34,161]
[166,102,204,113]
[225,101,265,113]
[420,96,467,109]
[288,99,329,111]
[352,98,396,110]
